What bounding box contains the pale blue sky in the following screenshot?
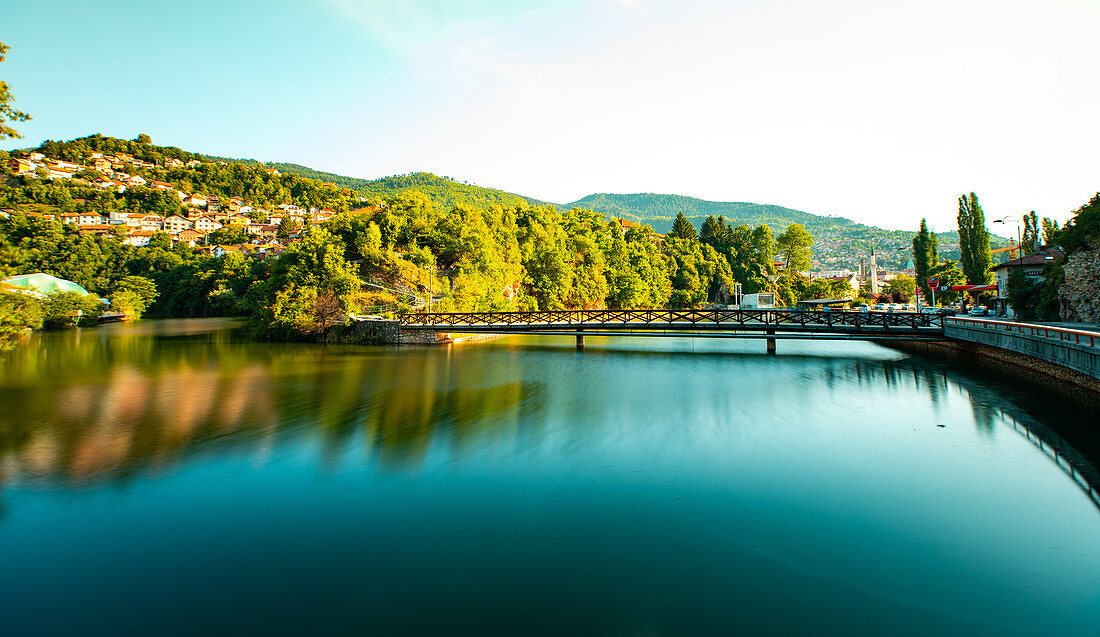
[3,0,1098,235]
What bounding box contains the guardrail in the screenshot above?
[400,308,945,332]
[946,317,1099,348]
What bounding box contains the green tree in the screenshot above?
[112,275,158,317]
[957,192,992,284]
[911,218,938,304]
[928,260,966,305]
[1021,211,1040,254]
[208,226,249,245]
[253,228,361,338]
[42,291,104,329]
[671,211,697,241]
[0,288,43,349]
[883,273,916,301]
[276,216,300,241]
[1041,217,1060,246]
[0,42,31,139]
[775,223,813,276]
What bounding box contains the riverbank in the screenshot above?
[889,338,1100,409]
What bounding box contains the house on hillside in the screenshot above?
[991,246,1065,318]
[125,230,156,246]
[822,273,860,292]
[164,214,191,234]
[77,212,105,227]
[47,166,76,180]
[193,216,222,233]
[184,194,208,208]
[80,224,115,237]
[10,158,37,175]
[176,229,202,246]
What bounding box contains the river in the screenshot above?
[0,319,1097,635]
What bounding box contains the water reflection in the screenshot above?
[1,321,1097,514]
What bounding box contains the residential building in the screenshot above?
[163,215,191,234]
[125,230,155,247]
[176,229,202,246]
[991,246,1065,318]
[10,158,37,175]
[193,216,222,233]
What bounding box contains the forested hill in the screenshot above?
[193,147,1000,268]
[210,157,546,209]
[561,193,830,233]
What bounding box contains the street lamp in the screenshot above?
[992,216,1022,254]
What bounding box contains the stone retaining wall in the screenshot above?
[889,339,1100,410]
[1061,246,1100,323]
[944,318,1100,382]
[327,319,502,346]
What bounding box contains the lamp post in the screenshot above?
[424,265,432,314]
[993,216,1022,255]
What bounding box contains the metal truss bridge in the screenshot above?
[399,308,947,351]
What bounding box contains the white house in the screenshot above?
[125,230,155,246]
[163,215,191,234]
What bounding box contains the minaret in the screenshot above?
[870,248,879,294]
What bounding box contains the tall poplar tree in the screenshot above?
[1020,211,1040,253]
[912,218,938,303]
[1041,217,1060,246]
[957,192,991,284]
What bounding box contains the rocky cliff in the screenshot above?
[1060,246,1100,322]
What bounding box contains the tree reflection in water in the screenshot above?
[0,319,1096,513]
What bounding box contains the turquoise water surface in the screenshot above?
[0,319,1097,635]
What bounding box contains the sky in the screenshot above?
[3,0,1098,236]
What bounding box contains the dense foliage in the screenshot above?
[957,192,992,285]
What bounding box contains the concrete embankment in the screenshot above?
[890,317,1100,409]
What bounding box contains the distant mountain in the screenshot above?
[560,193,839,233]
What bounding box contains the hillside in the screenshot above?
[558,192,1000,271]
[25,135,999,272]
[209,157,547,210]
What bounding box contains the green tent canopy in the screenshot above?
[3,273,92,297]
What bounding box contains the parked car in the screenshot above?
[858,304,870,313]
[968,306,987,316]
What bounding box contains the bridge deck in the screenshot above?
[400,308,945,338]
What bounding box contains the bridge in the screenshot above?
[399,308,946,352]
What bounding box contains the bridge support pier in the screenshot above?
[576,331,585,350]
[766,329,776,355]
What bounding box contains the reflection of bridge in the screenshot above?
[400,308,947,351]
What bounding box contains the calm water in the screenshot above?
[0,319,1098,635]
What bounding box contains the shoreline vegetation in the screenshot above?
[2,134,1098,350]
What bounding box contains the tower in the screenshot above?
[869,248,879,294]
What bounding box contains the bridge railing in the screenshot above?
[946,317,1099,348]
[399,308,944,331]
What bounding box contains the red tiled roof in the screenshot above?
[991,247,1065,270]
